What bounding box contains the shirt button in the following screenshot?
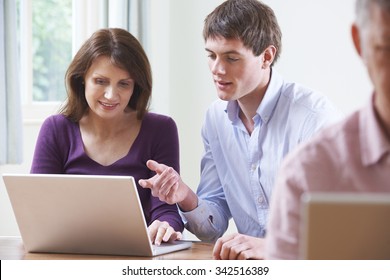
[257,196,264,204]
[251,164,257,171]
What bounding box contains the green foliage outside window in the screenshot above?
[32,0,72,102]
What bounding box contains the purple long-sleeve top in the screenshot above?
[30,113,184,232]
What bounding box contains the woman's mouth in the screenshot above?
[99,101,118,110]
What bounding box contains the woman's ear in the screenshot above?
[262,45,277,68]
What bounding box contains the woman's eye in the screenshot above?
[95,79,106,85]
[120,81,131,87]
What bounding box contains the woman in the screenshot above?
[31,28,184,245]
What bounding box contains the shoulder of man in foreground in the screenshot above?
[265,110,360,260]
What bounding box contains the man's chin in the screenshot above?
[217,92,233,101]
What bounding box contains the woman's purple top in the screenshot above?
[30,113,184,232]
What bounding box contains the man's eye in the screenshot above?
[227,57,239,62]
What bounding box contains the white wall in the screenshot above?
[0,0,372,237]
[270,0,371,112]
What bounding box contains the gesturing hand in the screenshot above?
[139,160,190,205]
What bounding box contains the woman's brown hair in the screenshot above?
[60,28,152,121]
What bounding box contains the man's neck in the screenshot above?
[237,69,271,134]
[374,93,390,140]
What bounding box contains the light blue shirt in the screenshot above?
[181,70,341,242]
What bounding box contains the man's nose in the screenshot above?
[210,59,226,75]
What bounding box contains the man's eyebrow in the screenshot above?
[205,48,241,55]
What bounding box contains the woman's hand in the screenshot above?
[148,220,182,245]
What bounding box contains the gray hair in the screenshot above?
[355,0,390,28]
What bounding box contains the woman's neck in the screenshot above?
[80,110,137,139]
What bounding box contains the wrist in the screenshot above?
[178,186,198,212]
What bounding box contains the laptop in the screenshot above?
[300,192,390,260]
[2,173,192,257]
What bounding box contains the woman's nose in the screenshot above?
[104,87,116,99]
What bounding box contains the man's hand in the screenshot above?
[139,160,198,211]
[213,233,265,260]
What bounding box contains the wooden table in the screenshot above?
[0,236,214,260]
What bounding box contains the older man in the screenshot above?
[266,0,390,260]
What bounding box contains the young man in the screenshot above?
[139,0,339,259]
[265,0,390,260]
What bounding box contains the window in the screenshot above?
[18,0,72,120]
[31,0,72,101]
[18,0,146,121]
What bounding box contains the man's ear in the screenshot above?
[351,23,363,57]
[262,45,277,68]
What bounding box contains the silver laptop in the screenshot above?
[300,192,390,260]
[2,173,192,257]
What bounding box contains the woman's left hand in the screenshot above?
[148,220,182,245]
